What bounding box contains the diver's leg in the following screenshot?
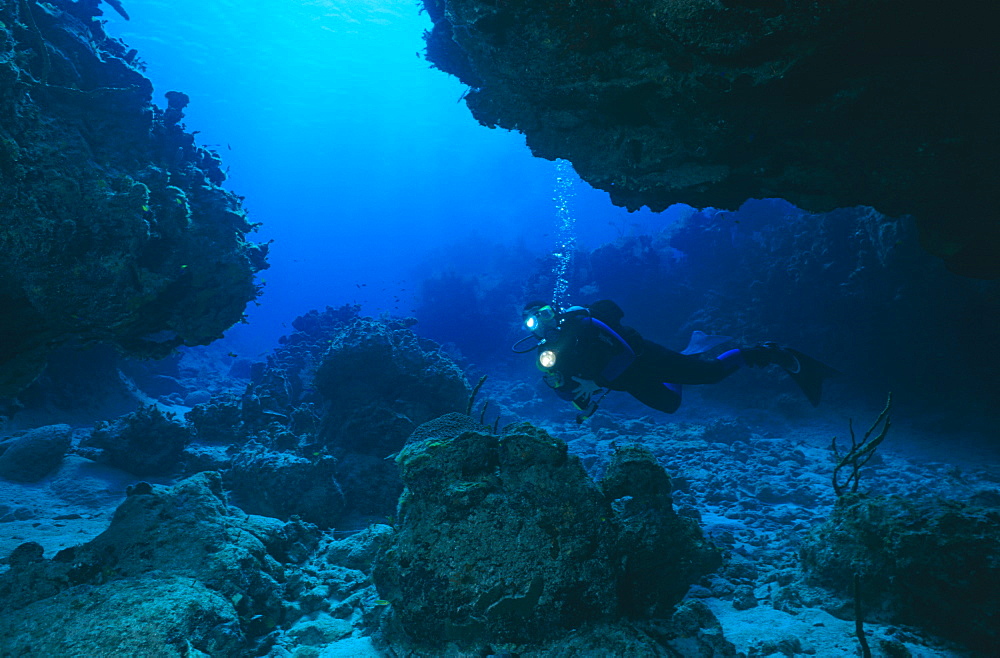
[638,341,743,385]
[627,380,683,414]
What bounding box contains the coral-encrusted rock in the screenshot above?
[0,472,306,656]
[227,443,344,528]
[375,414,618,648]
[374,414,721,653]
[602,444,721,617]
[0,0,268,398]
[315,317,470,522]
[315,317,470,450]
[82,406,191,475]
[187,394,245,445]
[1,577,244,657]
[0,424,72,482]
[800,493,1000,654]
[422,0,1000,277]
[186,309,470,526]
[219,305,363,447]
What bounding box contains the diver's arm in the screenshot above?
[580,317,636,384]
[543,371,576,400]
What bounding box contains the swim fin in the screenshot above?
[681,330,732,355]
[782,348,840,407]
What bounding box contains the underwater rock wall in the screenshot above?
[422,0,1000,278]
[0,0,268,399]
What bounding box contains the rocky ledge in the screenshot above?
[422,0,1000,277]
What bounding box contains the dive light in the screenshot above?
[524,305,556,334]
[539,349,557,369]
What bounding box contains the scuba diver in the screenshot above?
[514,300,838,422]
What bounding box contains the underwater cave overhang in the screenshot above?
[421,0,1000,278]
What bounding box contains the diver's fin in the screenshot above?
[681,330,732,355]
[782,348,840,407]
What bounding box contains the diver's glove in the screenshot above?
[570,377,602,411]
[543,371,565,389]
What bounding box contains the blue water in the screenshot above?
[101,1,1000,446]
[104,1,676,352]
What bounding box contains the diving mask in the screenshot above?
[524,305,557,336]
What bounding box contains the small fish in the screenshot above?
[227,352,238,358]
[374,600,390,606]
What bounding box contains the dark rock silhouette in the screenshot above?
[800,492,1000,654]
[81,406,191,476]
[227,443,344,528]
[189,308,469,527]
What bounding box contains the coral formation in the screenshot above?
[186,308,470,526]
[0,0,268,399]
[603,443,720,617]
[227,443,344,528]
[81,405,191,475]
[422,0,1000,277]
[314,315,471,521]
[0,472,307,655]
[373,413,722,653]
[800,493,1000,654]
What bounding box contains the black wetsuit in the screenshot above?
[607,339,740,413]
[542,301,743,414]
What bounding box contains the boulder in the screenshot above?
[374,414,721,653]
[602,444,721,617]
[0,424,72,482]
[82,406,191,475]
[0,471,319,656]
[227,443,344,528]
